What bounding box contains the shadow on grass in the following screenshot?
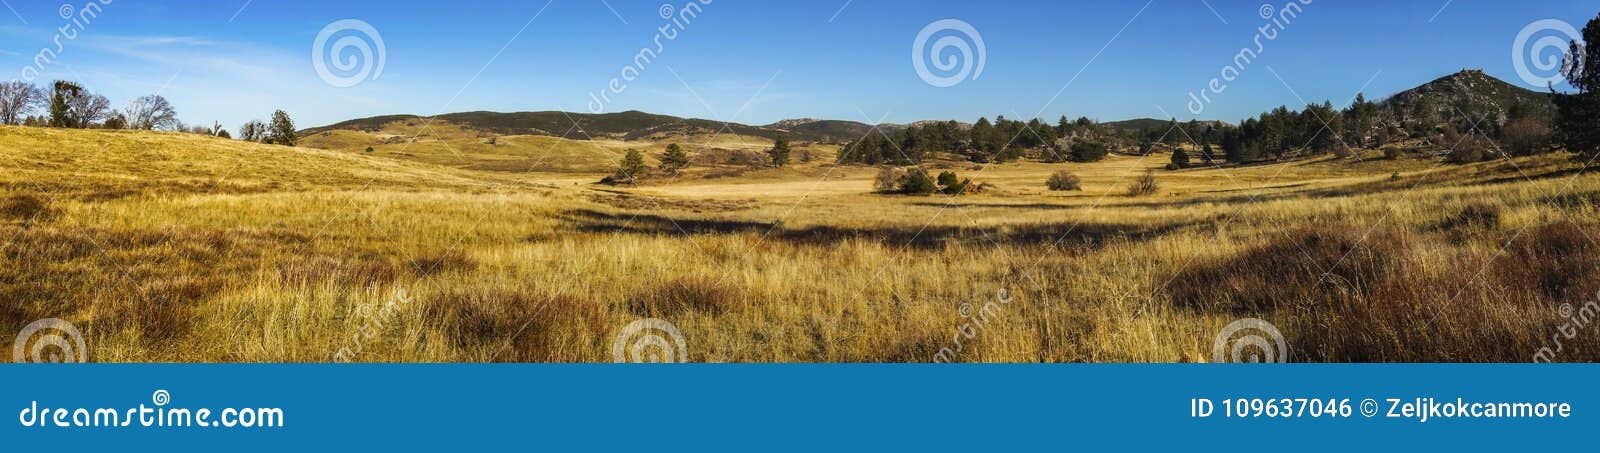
[560,209,1191,250]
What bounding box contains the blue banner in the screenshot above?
[1,365,1593,451]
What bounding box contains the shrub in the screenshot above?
[1332,144,1354,159]
[1501,117,1551,156]
[936,171,967,195]
[872,167,944,195]
[1070,141,1109,162]
[899,168,937,195]
[951,178,975,195]
[1446,135,1491,163]
[1126,170,1159,196]
[873,167,906,193]
[1382,146,1401,160]
[1046,171,1081,191]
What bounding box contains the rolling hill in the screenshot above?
[304,110,836,143]
[295,68,1556,174]
[1101,118,1233,133]
[1381,69,1556,123]
[4,124,1596,364]
[763,119,904,143]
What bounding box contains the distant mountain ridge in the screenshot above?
[304,69,1541,144]
[1101,118,1233,132]
[302,110,794,142]
[762,119,906,143]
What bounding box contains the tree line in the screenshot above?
[832,89,1575,170]
[836,116,1104,165]
[0,80,301,146]
[832,11,1600,169]
[606,138,798,185]
[1554,12,1600,163]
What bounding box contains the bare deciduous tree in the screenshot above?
[49,81,112,128]
[238,120,267,142]
[0,81,43,126]
[72,94,112,127]
[122,95,178,130]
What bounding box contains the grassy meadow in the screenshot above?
[3,123,1598,362]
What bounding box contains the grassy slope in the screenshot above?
[4,125,1599,362]
[0,126,505,196]
[302,110,801,142]
[299,117,830,176]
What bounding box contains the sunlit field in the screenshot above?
[3,122,1596,363]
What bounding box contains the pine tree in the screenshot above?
[48,81,79,128]
[266,110,297,146]
[1556,12,1600,161]
[1163,119,1183,147]
[767,138,791,168]
[659,143,689,175]
[969,117,997,162]
[613,149,646,183]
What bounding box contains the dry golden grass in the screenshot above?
[4,126,1599,362]
[298,118,834,177]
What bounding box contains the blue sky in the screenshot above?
[0,0,1595,129]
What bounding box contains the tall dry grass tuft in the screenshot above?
[627,276,743,317]
[1438,202,1503,231]
[1,192,58,223]
[118,276,224,342]
[1167,224,1409,313]
[277,255,399,288]
[1495,222,1600,303]
[421,289,609,362]
[407,250,478,277]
